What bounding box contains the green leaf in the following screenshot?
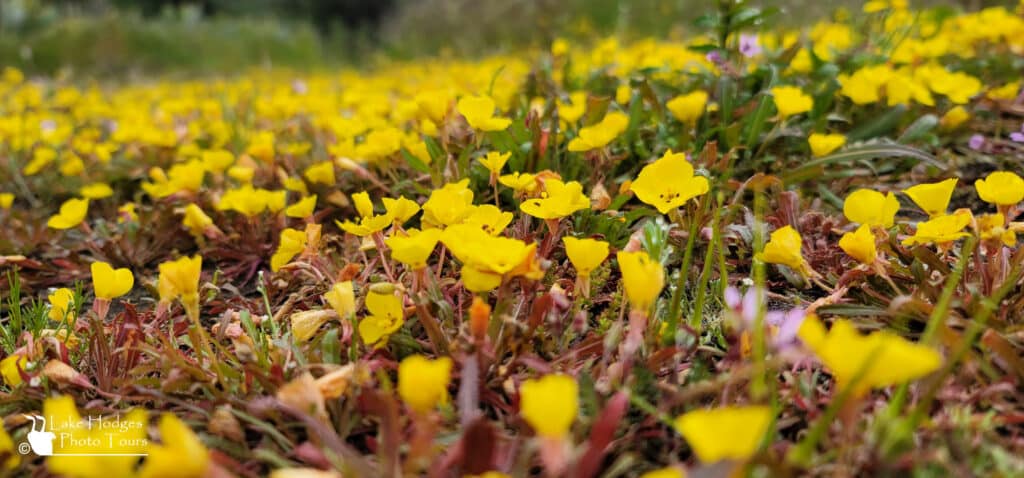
[846,105,908,141]
[897,114,938,144]
[781,142,945,185]
[399,147,430,174]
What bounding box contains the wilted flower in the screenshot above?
[324,281,356,319]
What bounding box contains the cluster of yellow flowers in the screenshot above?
[2,1,1024,475]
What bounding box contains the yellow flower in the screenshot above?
[218,186,286,217]
[422,180,475,228]
[976,213,1016,247]
[44,395,148,478]
[639,468,686,478]
[24,147,57,176]
[118,202,138,222]
[457,95,511,131]
[673,406,772,463]
[48,287,76,323]
[770,86,813,119]
[463,204,514,235]
[182,204,214,236]
[987,81,1021,101]
[551,37,569,56]
[798,315,941,397]
[325,281,355,319]
[617,251,664,312]
[79,182,113,199]
[271,228,307,271]
[47,198,89,229]
[304,161,336,185]
[158,255,202,311]
[567,111,629,152]
[630,150,709,214]
[336,191,393,236]
[285,194,318,218]
[520,179,590,220]
[358,289,404,346]
[290,309,335,342]
[201,149,235,172]
[0,192,13,209]
[386,228,442,270]
[498,172,538,194]
[843,189,899,228]
[939,106,969,130]
[904,178,957,218]
[0,418,18,470]
[756,226,810,276]
[839,224,877,265]
[520,374,578,438]
[975,171,1024,206]
[228,165,255,183]
[479,151,511,176]
[398,355,453,414]
[382,196,421,225]
[808,133,846,157]
[557,92,587,124]
[902,210,972,246]
[1,354,26,387]
[441,224,536,292]
[91,261,133,300]
[666,90,708,124]
[138,413,210,478]
[604,80,626,103]
[563,237,610,277]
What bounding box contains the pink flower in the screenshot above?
[739,34,762,58]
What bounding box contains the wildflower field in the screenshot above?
[3,1,1024,476]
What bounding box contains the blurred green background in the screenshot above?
[0,0,1010,77]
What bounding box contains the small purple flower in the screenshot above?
[724,285,806,350]
[969,134,985,150]
[705,50,724,65]
[1011,124,1024,143]
[739,33,762,58]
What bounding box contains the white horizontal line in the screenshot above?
[49,453,149,456]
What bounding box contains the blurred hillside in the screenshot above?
[0,0,1010,76]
